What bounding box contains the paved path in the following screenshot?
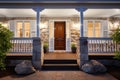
[0,71,117,80]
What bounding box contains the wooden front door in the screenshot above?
[54,22,66,50]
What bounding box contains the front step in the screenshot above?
[44,60,77,64]
[42,59,79,71]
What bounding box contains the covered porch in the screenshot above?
[0,1,119,69]
[0,8,120,52]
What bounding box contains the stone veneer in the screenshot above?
[71,28,80,44]
[40,28,49,43]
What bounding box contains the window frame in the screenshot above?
[16,21,31,38]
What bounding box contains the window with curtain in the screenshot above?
[87,21,101,37]
[16,21,30,37]
[87,21,93,37]
[95,21,101,37]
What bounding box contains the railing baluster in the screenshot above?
[87,37,120,54]
[9,38,33,55]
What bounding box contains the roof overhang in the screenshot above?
[0,0,120,8]
[0,0,120,4]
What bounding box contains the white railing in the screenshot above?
[88,37,120,53]
[10,38,33,54]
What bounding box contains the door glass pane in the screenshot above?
[17,22,23,37]
[24,22,30,37]
[95,21,101,37]
[87,21,93,37]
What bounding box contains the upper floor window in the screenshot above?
[16,21,30,37]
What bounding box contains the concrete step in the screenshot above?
[42,65,79,71]
[43,60,77,64]
[42,59,79,70]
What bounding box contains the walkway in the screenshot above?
[0,71,117,80]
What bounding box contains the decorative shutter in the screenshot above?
[30,20,36,37]
[8,20,15,37]
[49,21,54,52]
[66,20,71,52]
[102,20,108,37]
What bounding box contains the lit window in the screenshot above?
[88,21,93,37]
[87,21,101,37]
[16,21,30,37]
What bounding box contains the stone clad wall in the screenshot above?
[70,17,80,45]
[40,28,49,43]
[40,17,80,45]
[71,28,80,44]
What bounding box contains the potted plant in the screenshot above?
[71,43,77,53]
[43,43,49,53]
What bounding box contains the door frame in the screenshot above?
[49,19,71,52]
[54,21,66,50]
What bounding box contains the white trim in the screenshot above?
[48,19,71,52]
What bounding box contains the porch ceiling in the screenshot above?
[0,8,120,18]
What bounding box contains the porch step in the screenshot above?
[43,60,77,64]
[42,65,79,71]
[42,59,79,70]
[43,64,78,66]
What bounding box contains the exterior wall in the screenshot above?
[0,17,111,52]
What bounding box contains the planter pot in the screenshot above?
[71,47,76,53]
[44,47,48,53]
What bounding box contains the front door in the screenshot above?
[54,22,66,50]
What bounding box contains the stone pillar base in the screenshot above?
[79,60,88,68]
[79,37,88,68]
[32,37,41,70]
[32,61,41,70]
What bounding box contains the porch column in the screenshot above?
[76,8,88,68]
[32,7,44,70]
[33,8,43,37]
[76,8,87,37]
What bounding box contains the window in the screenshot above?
[95,21,101,37]
[17,22,23,37]
[87,21,101,37]
[16,21,30,37]
[87,21,93,37]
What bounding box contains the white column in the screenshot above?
[33,8,43,37]
[76,8,87,37]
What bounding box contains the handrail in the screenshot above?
[10,38,33,54]
[87,37,119,53]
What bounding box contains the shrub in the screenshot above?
[111,27,120,60]
[0,24,13,70]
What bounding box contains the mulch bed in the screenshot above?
[0,66,15,78]
[107,66,120,80]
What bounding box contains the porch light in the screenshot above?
[109,21,119,30]
[73,23,81,30]
[39,23,47,29]
[0,22,8,28]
